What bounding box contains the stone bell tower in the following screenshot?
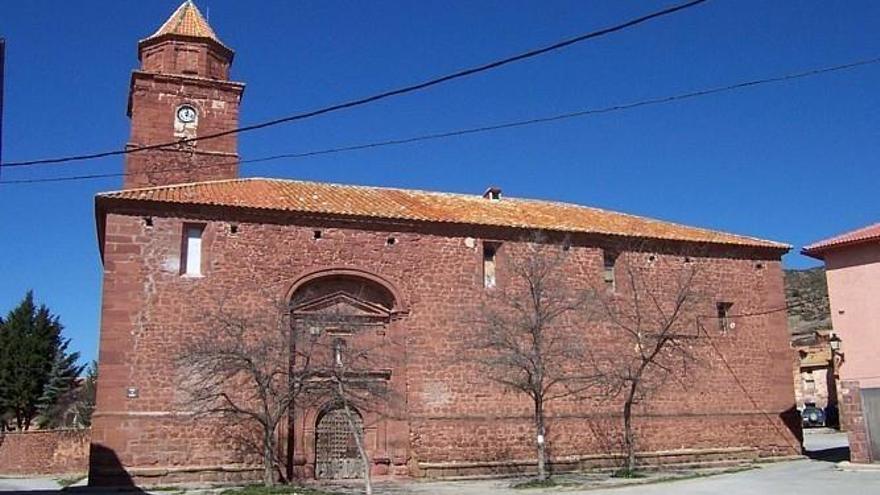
[124,0,245,189]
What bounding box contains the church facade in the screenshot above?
[90,2,801,486]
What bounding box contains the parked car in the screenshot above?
[802,403,825,427]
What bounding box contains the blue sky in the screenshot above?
[1,0,878,365]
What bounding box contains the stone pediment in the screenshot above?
[292,291,393,321]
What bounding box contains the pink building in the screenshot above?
[804,223,880,463]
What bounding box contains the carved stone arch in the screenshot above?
[286,266,408,318]
[286,267,407,480]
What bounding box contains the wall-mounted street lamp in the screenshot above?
[829,334,842,353]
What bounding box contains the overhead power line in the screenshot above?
[697,320,803,452]
[698,300,807,322]
[1,0,709,169]
[1,55,877,186]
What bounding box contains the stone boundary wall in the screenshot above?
[0,429,90,476]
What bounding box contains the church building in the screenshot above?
[90,1,801,486]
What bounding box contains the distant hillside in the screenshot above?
[784,267,831,335]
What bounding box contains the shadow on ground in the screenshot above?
[0,445,148,493]
[806,446,850,463]
[0,488,149,494]
[802,429,850,464]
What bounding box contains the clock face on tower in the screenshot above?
[176,105,198,124]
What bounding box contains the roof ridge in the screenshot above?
[99,177,255,195]
[260,177,503,201]
[102,176,564,205]
[254,178,788,247]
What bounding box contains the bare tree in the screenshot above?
[463,234,596,481]
[294,293,400,495]
[590,245,707,475]
[176,297,321,487]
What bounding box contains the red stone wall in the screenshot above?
[91,209,801,485]
[124,71,243,189]
[140,39,231,80]
[840,380,872,462]
[0,430,90,476]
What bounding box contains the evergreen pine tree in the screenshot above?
[0,291,79,430]
[69,361,97,429]
[36,339,83,428]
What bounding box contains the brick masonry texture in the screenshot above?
[840,380,872,462]
[90,208,802,485]
[0,429,90,476]
[124,71,242,189]
[124,15,242,191]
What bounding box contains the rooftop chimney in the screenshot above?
[483,187,502,201]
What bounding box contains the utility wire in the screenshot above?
[696,320,804,452]
[2,56,877,186]
[699,300,806,321]
[698,297,835,322]
[1,0,709,169]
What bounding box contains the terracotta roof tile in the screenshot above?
[97,178,789,250]
[800,348,832,367]
[145,1,223,45]
[802,222,880,258]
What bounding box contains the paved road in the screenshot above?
[804,428,849,452]
[0,477,61,492]
[585,460,879,495]
[3,460,878,495]
[397,459,880,495]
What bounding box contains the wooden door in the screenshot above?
[315,408,365,479]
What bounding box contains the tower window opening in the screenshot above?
[181,223,206,277]
[603,250,618,292]
[483,243,498,288]
[717,302,734,333]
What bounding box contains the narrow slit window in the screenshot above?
[483,243,498,288]
[717,302,734,333]
[603,251,618,291]
[182,224,205,276]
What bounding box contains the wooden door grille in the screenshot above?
[315,408,364,479]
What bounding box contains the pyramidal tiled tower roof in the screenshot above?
[145,0,223,44]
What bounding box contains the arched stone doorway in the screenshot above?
[285,268,409,480]
[315,406,365,479]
